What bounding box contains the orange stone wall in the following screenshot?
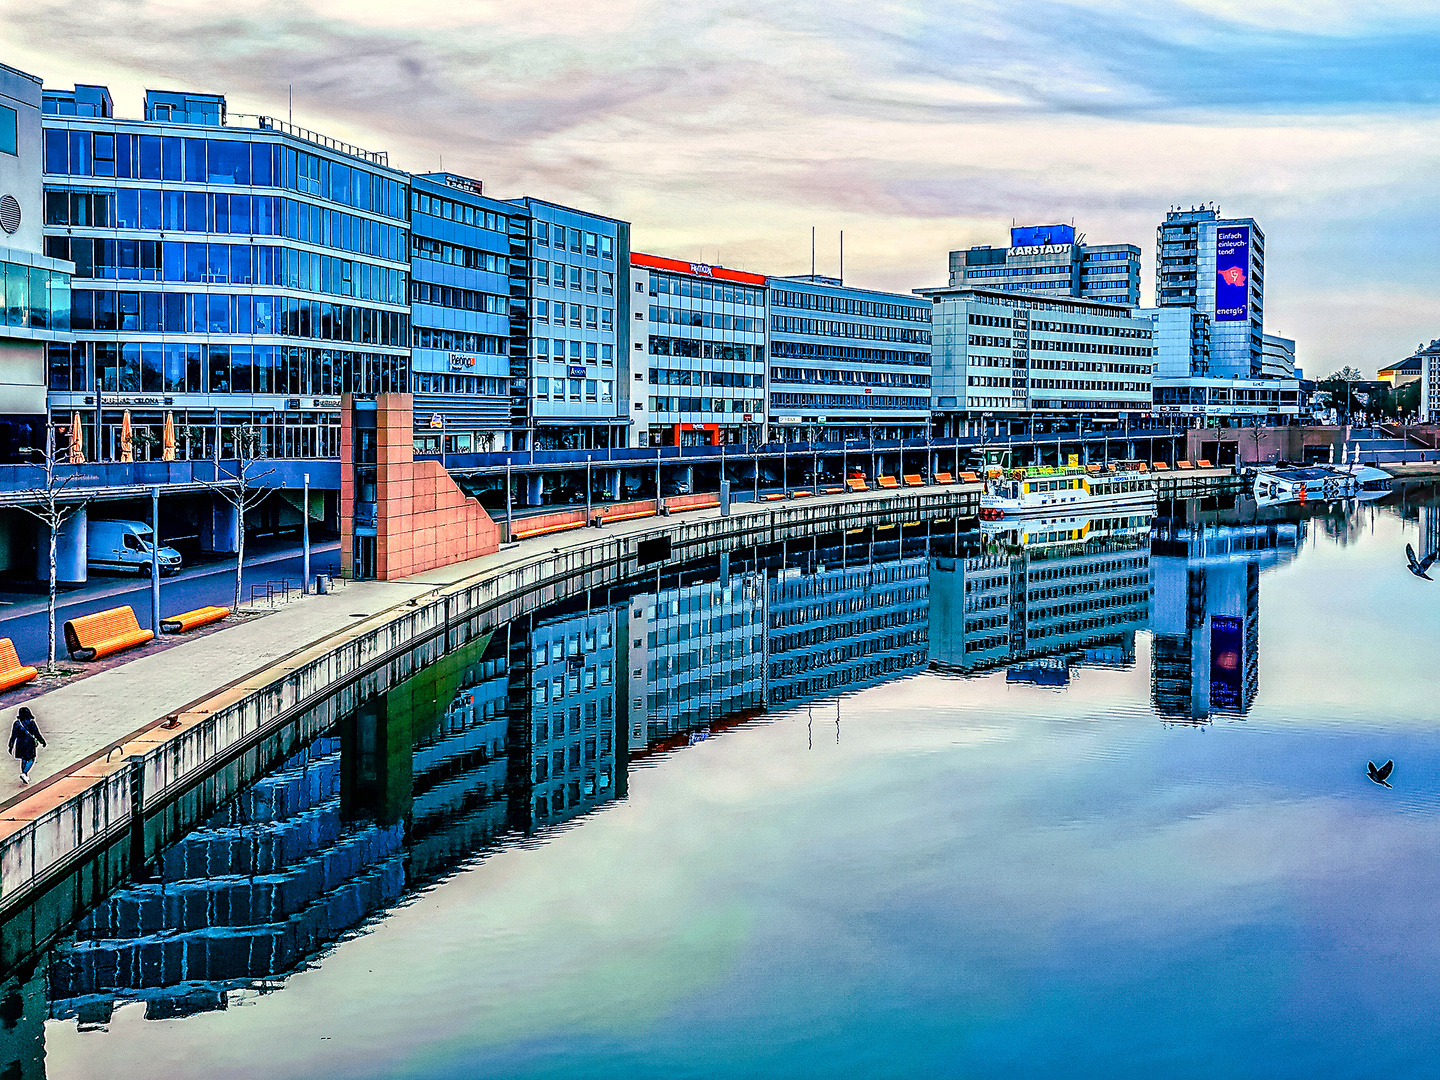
[340,393,502,580]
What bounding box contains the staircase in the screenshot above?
[1346,425,1440,466]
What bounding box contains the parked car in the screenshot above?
[87,519,182,575]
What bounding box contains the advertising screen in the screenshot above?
[1209,614,1244,710]
[1011,223,1075,249]
[1215,225,1250,322]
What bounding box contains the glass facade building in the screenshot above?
[510,199,630,451]
[629,253,767,447]
[767,275,932,442]
[408,173,512,454]
[41,86,410,460]
[949,225,1142,307]
[1156,207,1265,380]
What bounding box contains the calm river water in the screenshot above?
[13,489,1440,1078]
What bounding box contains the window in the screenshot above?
[585,269,597,292]
[569,228,581,252]
[569,265,581,290]
[0,105,16,156]
[601,235,614,259]
[535,221,549,244]
[552,263,565,288]
[584,231,597,255]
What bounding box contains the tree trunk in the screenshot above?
[233,503,245,613]
[46,515,58,671]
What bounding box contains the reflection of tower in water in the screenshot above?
[1424,505,1440,562]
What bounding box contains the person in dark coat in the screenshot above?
[9,707,45,785]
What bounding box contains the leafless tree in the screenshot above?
[198,425,275,611]
[14,425,89,670]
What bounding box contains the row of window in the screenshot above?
[536,339,615,363]
[771,289,930,323]
[647,396,762,413]
[648,369,762,388]
[768,339,928,369]
[651,305,762,333]
[1031,379,1149,393]
[532,221,614,259]
[535,301,613,331]
[1032,320,1150,339]
[44,238,407,304]
[412,328,506,354]
[648,273,763,306]
[968,313,1011,328]
[967,264,1072,279]
[769,366,930,388]
[647,337,763,362]
[45,187,407,263]
[48,340,407,395]
[412,372,507,396]
[533,261,615,294]
[1030,397,1151,411]
[410,280,507,315]
[769,392,929,411]
[1032,338,1152,357]
[536,377,615,403]
[0,262,72,332]
[410,235,507,274]
[43,130,407,219]
[412,190,509,234]
[969,334,1011,349]
[771,315,931,345]
[70,289,409,346]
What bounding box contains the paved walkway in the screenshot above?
[0,485,965,809]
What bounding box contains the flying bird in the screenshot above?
[1367,760,1394,788]
[1406,543,1437,580]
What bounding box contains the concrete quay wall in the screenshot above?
[0,486,981,963]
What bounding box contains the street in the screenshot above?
[0,541,341,665]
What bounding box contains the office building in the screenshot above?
[1261,333,1295,379]
[629,252,767,447]
[41,84,411,460]
[949,224,1141,307]
[1156,207,1265,378]
[510,198,629,450]
[407,173,512,454]
[1142,307,1300,423]
[1377,351,1422,387]
[767,274,932,442]
[917,285,1153,435]
[0,63,74,462]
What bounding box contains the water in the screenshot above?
[13,490,1440,1078]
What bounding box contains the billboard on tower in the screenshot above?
[1215,226,1250,322]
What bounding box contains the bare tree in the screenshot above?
[14,425,89,670]
[198,425,275,611]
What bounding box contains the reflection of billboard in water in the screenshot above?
[1209,614,1244,710]
[1215,225,1249,322]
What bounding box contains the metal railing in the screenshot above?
[256,116,389,167]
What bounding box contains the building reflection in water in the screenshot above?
[11,511,1313,1055]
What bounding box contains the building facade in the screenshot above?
[1260,333,1295,379]
[629,253,767,447]
[918,285,1153,435]
[0,63,73,463]
[407,173,511,454]
[1156,207,1265,379]
[41,85,411,461]
[949,224,1141,307]
[509,199,629,451]
[767,274,931,442]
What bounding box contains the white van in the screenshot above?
[86,520,183,575]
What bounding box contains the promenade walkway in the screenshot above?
[0,485,970,811]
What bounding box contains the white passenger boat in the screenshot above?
[979,463,1157,522]
[1251,463,1391,508]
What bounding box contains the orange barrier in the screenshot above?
[0,638,38,692]
[161,606,230,634]
[63,605,154,662]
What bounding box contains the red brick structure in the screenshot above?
[340,393,502,580]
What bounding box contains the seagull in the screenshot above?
[1367,760,1394,788]
[1406,543,1438,580]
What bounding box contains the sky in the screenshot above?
[3,0,1438,377]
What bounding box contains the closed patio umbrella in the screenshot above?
[68,412,84,463]
[119,410,133,463]
[162,411,175,461]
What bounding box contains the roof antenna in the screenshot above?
[811,226,815,279]
[839,230,844,285]
[288,84,292,125]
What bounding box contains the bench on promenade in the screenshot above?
[903,474,925,487]
[934,472,955,484]
[762,493,786,501]
[161,606,230,634]
[63,605,154,662]
[1177,460,1194,470]
[513,519,587,541]
[1152,461,1170,471]
[877,475,901,489]
[0,639,38,692]
[846,478,869,492]
[1197,459,1214,469]
[959,472,980,482]
[821,486,845,495]
[600,508,654,525]
[790,489,813,498]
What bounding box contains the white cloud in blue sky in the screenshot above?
[4,0,1438,373]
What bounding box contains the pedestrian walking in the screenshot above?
[9,707,46,785]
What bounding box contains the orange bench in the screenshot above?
[601,509,655,524]
[0,638,38,692]
[64,605,154,662]
[790,489,813,498]
[902,474,924,487]
[1177,460,1193,469]
[877,475,901,489]
[1152,461,1170,471]
[821,486,845,495]
[1134,462,1149,472]
[934,472,955,484]
[513,520,587,540]
[762,493,786,501]
[1197,459,1214,469]
[161,606,230,634]
[959,471,980,482]
[846,478,869,492]
[1086,464,1102,473]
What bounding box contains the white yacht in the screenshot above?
[1251,463,1391,508]
[979,463,1157,522]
